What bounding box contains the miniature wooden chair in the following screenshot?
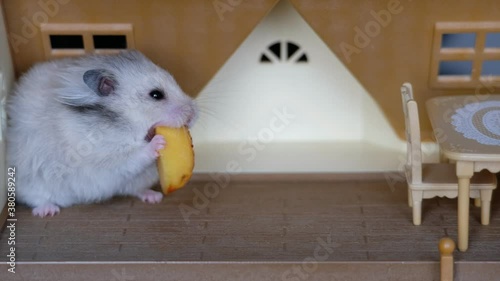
[401,83,497,225]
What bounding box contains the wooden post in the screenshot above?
[439,237,455,281]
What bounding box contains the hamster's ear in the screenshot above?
[83,69,117,96]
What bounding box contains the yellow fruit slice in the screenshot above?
[155,126,194,195]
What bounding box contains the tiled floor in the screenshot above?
[1,175,499,262]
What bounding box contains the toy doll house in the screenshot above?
[0,0,499,280]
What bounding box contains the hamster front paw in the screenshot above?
[138,189,163,204]
[148,134,166,158]
[32,204,61,217]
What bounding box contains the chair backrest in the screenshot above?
[401,82,413,163]
[400,83,422,184]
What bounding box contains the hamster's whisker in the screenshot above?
[195,100,230,108]
[197,108,218,119]
[195,94,233,104]
[194,110,245,133]
[198,88,247,97]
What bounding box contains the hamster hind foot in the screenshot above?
[138,189,163,204]
[32,204,61,217]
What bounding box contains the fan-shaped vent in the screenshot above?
[260,41,308,63]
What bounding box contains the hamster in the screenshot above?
[6,50,198,217]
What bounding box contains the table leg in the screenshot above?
[456,161,474,252]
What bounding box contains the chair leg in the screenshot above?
[412,190,423,225]
[408,188,413,207]
[474,198,481,207]
[480,190,493,225]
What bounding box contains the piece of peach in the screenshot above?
[155,126,194,195]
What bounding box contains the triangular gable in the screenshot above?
[192,0,401,151]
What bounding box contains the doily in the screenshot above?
[451,101,500,146]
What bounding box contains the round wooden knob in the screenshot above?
[439,237,456,255]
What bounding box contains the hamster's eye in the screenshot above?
[149,90,165,100]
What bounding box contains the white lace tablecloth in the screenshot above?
[452,101,500,146]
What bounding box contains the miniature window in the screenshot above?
[430,22,500,88]
[485,32,500,48]
[482,60,500,75]
[260,41,308,63]
[441,33,476,48]
[40,24,134,59]
[93,35,128,49]
[439,61,473,75]
[50,35,84,49]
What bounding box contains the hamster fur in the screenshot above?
[6,50,198,217]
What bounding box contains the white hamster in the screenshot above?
[6,50,198,217]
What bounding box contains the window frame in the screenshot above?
[40,23,135,59]
[430,22,500,89]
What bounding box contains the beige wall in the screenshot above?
[3,0,500,139]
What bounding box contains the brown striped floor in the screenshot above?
[1,174,499,263]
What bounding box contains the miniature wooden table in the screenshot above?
[426,94,500,252]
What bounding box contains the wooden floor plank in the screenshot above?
[1,178,499,262]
